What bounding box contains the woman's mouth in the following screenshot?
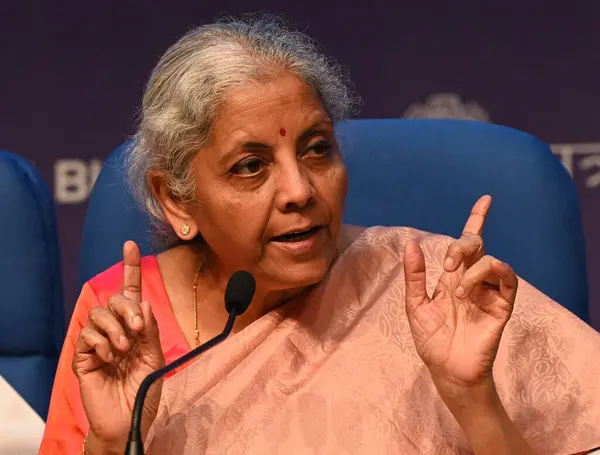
[270,226,322,242]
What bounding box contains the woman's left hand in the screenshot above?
[403,195,518,398]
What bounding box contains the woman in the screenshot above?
[40,16,600,454]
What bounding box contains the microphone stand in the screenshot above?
[125,308,239,455]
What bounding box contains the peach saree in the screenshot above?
[144,227,600,454]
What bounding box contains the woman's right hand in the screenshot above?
[72,241,166,453]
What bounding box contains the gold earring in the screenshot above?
[180,224,191,236]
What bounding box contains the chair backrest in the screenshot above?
[0,151,64,419]
[78,142,154,286]
[79,119,589,322]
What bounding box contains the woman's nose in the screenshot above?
[275,160,315,212]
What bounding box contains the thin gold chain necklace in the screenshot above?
[192,263,203,348]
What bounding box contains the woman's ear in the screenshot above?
[149,171,199,241]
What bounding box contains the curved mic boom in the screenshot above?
[125,270,256,455]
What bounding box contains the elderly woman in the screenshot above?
[41,16,600,455]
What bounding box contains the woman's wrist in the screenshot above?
[432,376,536,455]
[83,430,123,455]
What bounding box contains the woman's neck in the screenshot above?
[197,247,317,331]
[157,242,314,335]
[156,224,365,340]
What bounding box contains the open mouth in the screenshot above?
[271,226,322,242]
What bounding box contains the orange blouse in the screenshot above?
[39,257,190,454]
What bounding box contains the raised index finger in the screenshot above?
[461,195,492,237]
[121,240,142,303]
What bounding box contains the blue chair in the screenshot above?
[79,119,589,322]
[0,151,64,419]
[78,142,154,287]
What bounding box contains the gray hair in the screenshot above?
[124,14,360,249]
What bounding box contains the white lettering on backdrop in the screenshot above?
[54,159,102,204]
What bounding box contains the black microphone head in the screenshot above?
[224,271,256,315]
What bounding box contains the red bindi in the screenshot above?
[279,128,286,137]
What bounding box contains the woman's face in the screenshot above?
[189,71,347,291]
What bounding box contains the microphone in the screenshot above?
[124,270,256,455]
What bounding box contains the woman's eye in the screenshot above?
[232,158,265,176]
[305,141,332,158]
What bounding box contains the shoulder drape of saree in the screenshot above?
[145,227,600,455]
